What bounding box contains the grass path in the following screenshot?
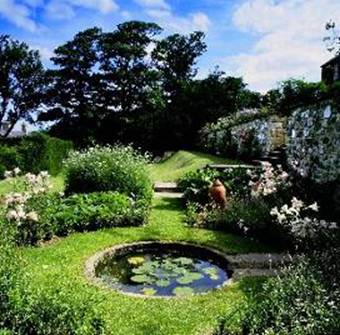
[22,197,268,335]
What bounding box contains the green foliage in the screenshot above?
[43,191,148,235]
[18,133,73,175]
[0,230,22,330]
[64,145,153,203]
[240,253,340,335]
[179,166,253,204]
[6,279,106,335]
[178,168,219,204]
[0,133,73,176]
[0,35,45,138]
[0,146,21,176]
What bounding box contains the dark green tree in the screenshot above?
[151,31,207,149]
[0,35,44,138]
[99,21,162,116]
[42,27,102,143]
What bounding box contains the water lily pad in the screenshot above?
[155,279,171,287]
[173,286,194,296]
[141,288,157,296]
[177,272,203,285]
[127,256,145,266]
[131,274,153,284]
[203,267,220,280]
[174,257,193,265]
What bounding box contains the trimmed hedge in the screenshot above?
[0,133,73,178]
[42,191,148,236]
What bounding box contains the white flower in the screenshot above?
[13,167,21,176]
[4,170,12,178]
[26,211,39,222]
[6,210,19,220]
[308,202,319,212]
[270,207,279,216]
[291,197,304,210]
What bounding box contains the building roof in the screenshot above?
[321,54,340,68]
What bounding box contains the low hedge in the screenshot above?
[42,191,148,237]
[0,133,73,178]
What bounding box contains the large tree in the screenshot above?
[42,27,102,142]
[99,21,162,115]
[0,35,44,138]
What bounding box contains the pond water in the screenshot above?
[94,243,231,297]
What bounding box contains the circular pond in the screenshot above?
[86,242,232,297]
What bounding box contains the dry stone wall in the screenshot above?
[286,103,340,184]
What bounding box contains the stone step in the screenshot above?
[154,192,183,199]
[226,253,293,269]
[232,268,278,280]
[206,164,257,172]
[154,182,181,193]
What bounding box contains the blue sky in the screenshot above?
[0,0,338,92]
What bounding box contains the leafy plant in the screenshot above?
[64,145,153,204]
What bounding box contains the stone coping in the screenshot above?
[84,241,292,299]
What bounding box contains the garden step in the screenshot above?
[154,192,183,199]
[226,253,293,269]
[154,182,181,193]
[206,164,257,172]
[232,268,278,280]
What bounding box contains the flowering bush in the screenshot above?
[271,197,338,249]
[1,169,53,245]
[239,253,340,335]
[64,145,153,204]
[249,162,290,198]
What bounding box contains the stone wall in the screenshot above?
[230,115,287,156]
[286,103,340,184]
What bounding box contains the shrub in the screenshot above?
[0,230,23,330]
[178,168,219,204]
[64,145,153,204]
[43,191,148,235]
[239,253,340,335]
[18,133,73,175]
[0,146,21,179]
[179,167,253,205]
[0,133,73,176]
[1,170,54,246]
[6,278,107,335]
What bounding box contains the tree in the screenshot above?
[0,35,44,138]
[100,21,162,116]
[150,31,207,149]
[152,31,207,91]
[42,27,102,143]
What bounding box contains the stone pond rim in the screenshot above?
[84,241,234,298]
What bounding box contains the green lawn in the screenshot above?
[149,150,240,182]
[22,197,268,335]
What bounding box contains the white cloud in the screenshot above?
[67,0,119,14]
[134,0,170,10]
[0,0,38,32]
[135,0,210,33]
[46,1,75,20]
[192,12,211,32]
[229,0,340,92]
